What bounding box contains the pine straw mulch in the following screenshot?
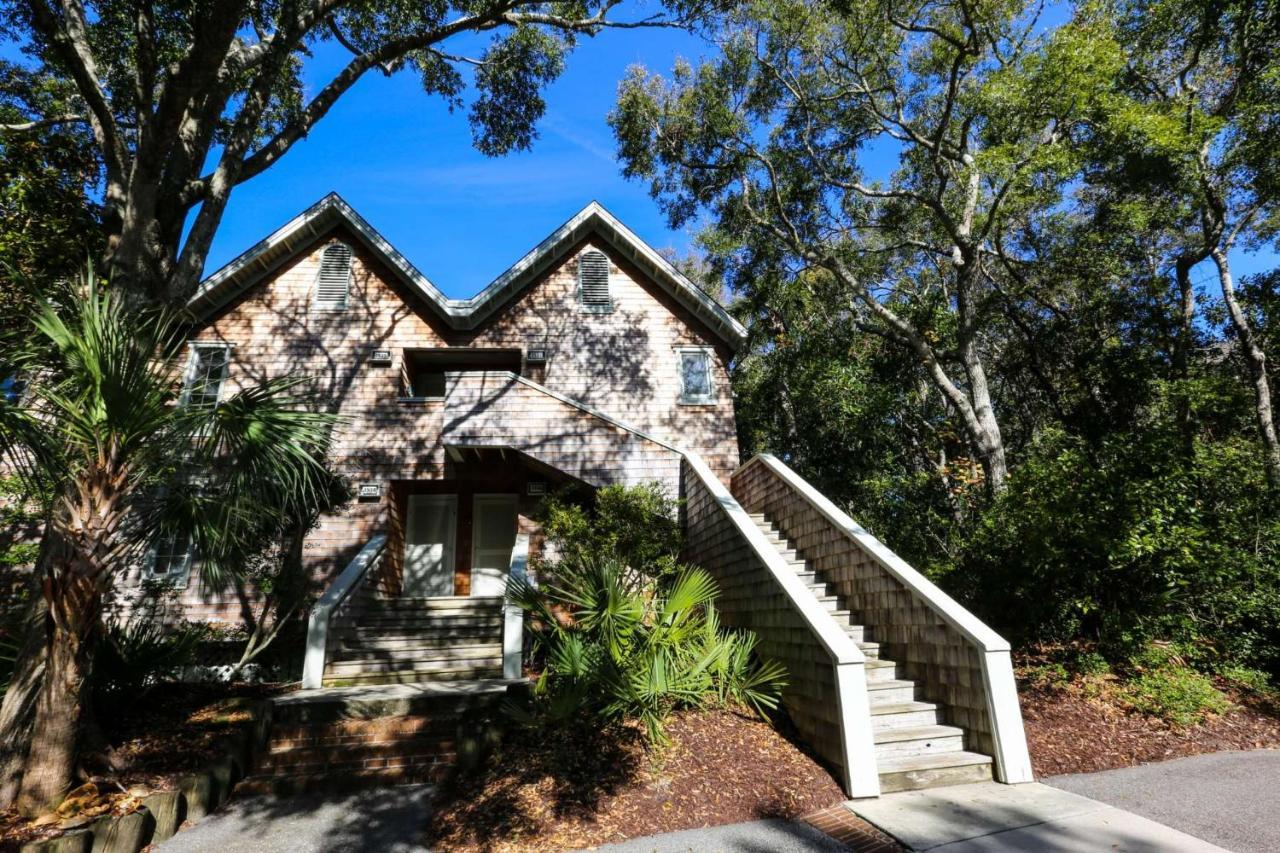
[0,682,282,852]
[1019,673,1280,778]
[426,707,847,852]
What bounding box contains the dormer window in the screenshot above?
[577,250,612,312]
[314,242,352,310]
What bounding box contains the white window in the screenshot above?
[314,242,353,310]
[678,348,715,404]
[577,250,612,312]
[146,527,193,586]
[181,344,230,410]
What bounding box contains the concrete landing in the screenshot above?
[847,781,1228,851]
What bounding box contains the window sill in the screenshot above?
[678,398,717,407]
[398,396,445,405]
[577,304,615,315]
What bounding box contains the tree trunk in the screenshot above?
[0,569,50,809]
[15,567,100,816]
[1174,254,1200,461]
[1211,248,1280,486]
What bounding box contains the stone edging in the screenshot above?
[19,699,271,853]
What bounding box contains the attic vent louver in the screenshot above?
[577,250,612,311]
[314,242,352,309]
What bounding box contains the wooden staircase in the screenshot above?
[747,512,994,793]
[322,596,505,687]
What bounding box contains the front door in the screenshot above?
[471,495,518,597]
[403,495,456,597]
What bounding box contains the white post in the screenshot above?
[504,533,531,680]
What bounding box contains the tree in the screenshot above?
[611,0,1120,492]
[0,0,692,306]
[1098,0,1280,483]
[0,268,341,814]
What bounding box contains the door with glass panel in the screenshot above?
[471,495,518,597]
[403,495,456,597]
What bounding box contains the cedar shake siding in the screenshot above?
[119,200,742,623]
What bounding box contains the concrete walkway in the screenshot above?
[847,781,1228,851]
[1047,749,1280,853]
[594,819,849,852]
[156,785,433,853]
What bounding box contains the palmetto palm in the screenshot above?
[509,557,786,742]
[0,268,340,814]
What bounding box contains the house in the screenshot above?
[146,194,1032,799]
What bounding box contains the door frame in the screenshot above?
[403,493,457,597]
[470,493,518,597]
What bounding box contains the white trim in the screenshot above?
[190,194,748,349]
[302,534,386,690]
[504,533,531,679]
[736,453,1034,784]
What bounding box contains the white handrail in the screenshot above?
[682,452,880,798]
[740,455,1009,651]
[301,534,387,690]
[736,454,1033,784]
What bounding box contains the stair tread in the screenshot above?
[866,679,915,691]
[869,700,937,715]
[873,725,964,744]
[876,750,992,772]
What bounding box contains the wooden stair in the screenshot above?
[747,513,994,793]
[322,596,504,687]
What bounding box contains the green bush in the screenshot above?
[537,483,683,586]
[92,616,207,705]
[513,483,785,741]
[1121,664,1230,727]
[509,558,785,741]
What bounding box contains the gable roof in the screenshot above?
[189,192,748,349]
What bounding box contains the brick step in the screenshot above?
[329,643,503,665]
[268,714,459,749]
[872,725,966,757]
[261,737,455,773]
[876,750,993,793]
[321,665,504,687]
[326,654,502,676]
[239,763,449,795]
[865,679,917,704]
[869,700,940,730]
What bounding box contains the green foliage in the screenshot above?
[1119,646,1231,727]
[91,617,208,705]
[512,486,784,742]
[537,483,684,585]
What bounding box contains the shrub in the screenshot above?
[509,558,785,742]
[537,483,683,585]
[1119,645,1231,727]
[92,616,208,706]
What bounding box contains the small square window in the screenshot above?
[147,528,193,586]
[679,349,714,404]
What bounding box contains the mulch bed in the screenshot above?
[0,682,281,852]
[1020,677,1280,777]
[426,707,848,852]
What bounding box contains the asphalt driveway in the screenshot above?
[1046,749,1280,853]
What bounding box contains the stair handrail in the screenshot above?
[737,453,1034,784]
[681,452,880,798]
[301,534,387,690]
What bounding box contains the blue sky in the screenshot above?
[206,28,711,299]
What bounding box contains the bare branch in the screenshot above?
[0,114,88,132]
